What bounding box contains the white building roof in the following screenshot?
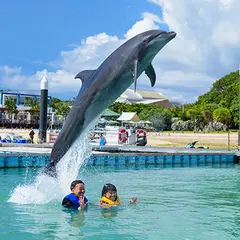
[117,112,140,122]
[3,90,41,96]
[115,88,177,108]
[136,99,163,104]
[118,89,143,102]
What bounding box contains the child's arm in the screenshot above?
[98,200,110,208]
[130,197,137,204]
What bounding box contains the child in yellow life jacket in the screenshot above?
[99,183,137,207]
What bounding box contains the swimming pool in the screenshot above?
[1,164,240,240]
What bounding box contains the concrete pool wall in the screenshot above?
[0,145,237,168]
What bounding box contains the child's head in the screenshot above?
[101,183,118,201]
[70,180,85,198]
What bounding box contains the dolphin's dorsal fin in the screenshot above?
[75,70,96,83]
[133,59,138,92]
[145,64,156,87]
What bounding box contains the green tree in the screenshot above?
[201,103,219,129]
[24,97,40,111]
[230,99,239,126]
[4,97,17,123]
[149,108,172,130]
[197,71,239,107]
[52,97,61,111]
[186,106,205,130]
[109,102,132,114]
[55,102,71,119]
[172,106,187,120]
[213,107,231,126]
[190,70,239,129]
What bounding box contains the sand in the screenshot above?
[147,132,238,149]
[0,129,238,149]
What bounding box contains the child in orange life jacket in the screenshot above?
[99,183,137,207]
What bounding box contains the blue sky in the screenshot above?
[0,0,163,74]
[0,0,239,103]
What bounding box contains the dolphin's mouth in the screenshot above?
[155,31,176,40]
[147,31,176,44]
[166,31,177,38]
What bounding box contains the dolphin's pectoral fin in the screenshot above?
[145,64,156,87]
[75,70,96,83]
[133,59,138,92]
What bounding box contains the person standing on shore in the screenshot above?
[29,129,35,144]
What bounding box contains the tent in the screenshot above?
[101,109,120,117]
[117,112,140,122]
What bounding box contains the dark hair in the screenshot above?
[70,180,84,190]
[101,183,118,200]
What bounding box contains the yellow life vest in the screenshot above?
[100,196,120,205]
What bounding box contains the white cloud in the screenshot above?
[59,33,121,73]
[1,0,239,103]
[0,67,77,96]
[0,65,22,75]
[145,0,240,102]
[124,12,161,39]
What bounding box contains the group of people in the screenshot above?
[62,180,137,211]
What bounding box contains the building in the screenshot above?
[0,91,53,126]
[115,89,180,108]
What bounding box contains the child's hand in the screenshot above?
[99,201,109,208]
[78,196,87,210]
[130,197,137,204]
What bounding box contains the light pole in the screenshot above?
[40,76,48,143]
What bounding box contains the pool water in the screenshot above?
[1,164,240,240]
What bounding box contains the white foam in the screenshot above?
[8,118,98,204]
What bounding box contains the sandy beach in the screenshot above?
[147,132,238,149]
[0,129,238,149]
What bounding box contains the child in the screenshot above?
[99,134,107,146]
[99,183,137,207]
[62,180,88,211]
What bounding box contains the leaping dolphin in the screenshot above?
[46,29,176,175]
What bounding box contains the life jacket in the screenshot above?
[64,193,88,209]
[100,196,120,205]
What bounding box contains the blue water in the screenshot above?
[1,164,240,240]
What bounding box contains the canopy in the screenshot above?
[117,112,140,122]
[101,109,120,117]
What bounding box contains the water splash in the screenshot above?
[8,118,99,204]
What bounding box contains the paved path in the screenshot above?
[0,144,237,156]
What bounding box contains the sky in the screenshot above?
[0,0,239,104]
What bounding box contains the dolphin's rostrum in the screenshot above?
[46,30,176,175]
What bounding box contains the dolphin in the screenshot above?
[45,29,176,175]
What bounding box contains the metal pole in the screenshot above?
[40,76,48,143]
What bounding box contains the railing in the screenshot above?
[0,120,63,129]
